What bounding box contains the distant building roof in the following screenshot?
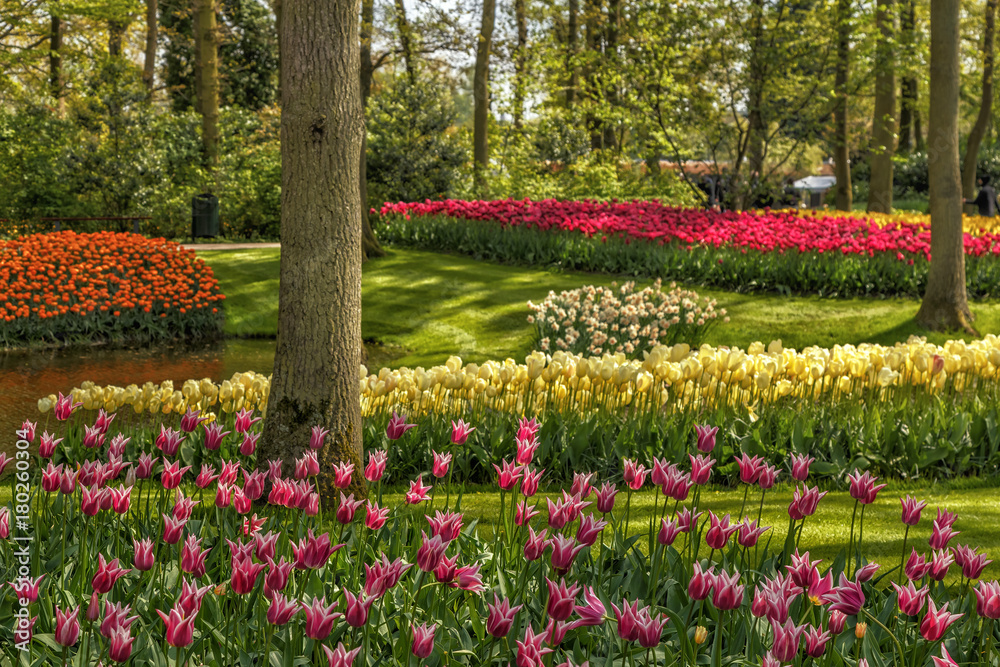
[793,175,836,192]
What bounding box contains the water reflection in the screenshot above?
[0,339,276,456]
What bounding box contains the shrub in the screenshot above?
[528,279,727,356]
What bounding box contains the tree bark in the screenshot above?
[513,0,527,128]
[360,0,384,260]
[196,0,220,170]
[834,0,852,211]
[897,0,916,154]
[49,15,63,117]
[584,0,602,149]
[566,0,578,107]
[259,0,366,502]
[394,0,415,83]
[914,106,924,150]
[744,0,766,205]
[473,0,496,196]
[963,0,998,204]
[916,0,975,333]
[867,0,896,213]
[143,0,158,95]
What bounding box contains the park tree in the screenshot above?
[833,0,852,211]
[867,0,896,213]
[257,0,366,498]
[897,0,922,153]
[962,0,998,207]
[473,0,496,195]
[195,0,219,168]
[916,0,974,332]
[143,0,158,94]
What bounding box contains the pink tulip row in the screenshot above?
[3,398,998,667]
[379,198,1000,260]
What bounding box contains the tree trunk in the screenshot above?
[196,0,220,170]
[394,0,415,83]
[963,0,998,204]
[744,0,766,204]
[513,0,527,128]
[360,0,384,260]
[897,0,916,154]
[259,0,366,502]
[273,0,282,98]
[602,0,618,151]
[473,0,496,196]
[143,0,158,95]
[914,105,924,150]
[584,0,602,150]
[867,0,896,213]
[108,20,127,57]
[566,0,578,107]
[49,15,63,117]
[834,0,852,211]
[916,0,975,333]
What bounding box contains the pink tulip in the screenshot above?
[155,424,184,456]
[203,422,230,450]
[900,495,927,525]
[932,646,960,667]
[336,492,364,524]
[344,590,375,627]
[523,526,550,561]
[41,463,63,493]
[930,520,961,550]
[179,407,208,432]
[487,594,523,637]
[323,643,363,667]
[521,467,544,497]
[455,563,485,591]
[595,482,618,513]
[157,606,196,647]
[576,513,608,546]
[135,452,155,479]
[295,451,320,479]
[975,580,1000,619]
[847,469,887,505]
[675,507,703,533]
[770,618,805,662]
[550,533,586,574]
[417,532,448,572]
[386,412,416,440]
[431,450,452,478]
[804,626,831,658]
[180,535,210,578]
[412,621,437,658]
[38,431,62,458]
[93,408,115,433]
[737,518,771,548]
[688,562,715,601]
[920,599,963,641]
[133,538,155,571]
[734,453,763,484]
[936,507,959,527]
[405,475,433,504]
[705,511,739,550]
[239,432,260,456]
[828,610,847,635]
[99,601,138,638]
[546,578,582,621]
[515,500,540,526]
[516,624,552,664]
[9,575,43,603]
[892,581,929,617]
[788,484,827,520]
[215,484,232,509]
[855,561,880,582]
[243,513,267,535]
[267,592,300,625]
[178,579,213,616]
[695,424,718,452]
[929,550,955,582]
[623,458,649,490]
[302,596,342,640]
[54,392,83,420]
[427,510,464,541]
[53,605,80,647]
[233,407,261,434]
[91,555,130,594]
[711,570,744,610]
[494,459,524,491]
[365,449,388,482]
[905,548,931,580]
[291,530,343,570]
[451,419,475,445]
[610,598,643,641]
[309,425,329,450]
[108,624,135,662]
[516,436,540,466]
[434,553,459,583]
[636,608,668,648]
[788,453,814,481]
[821,573,865,616]
[18,420,36,444]
[689,453,715,485]
[365,500,390,530]
[161,460,191,490]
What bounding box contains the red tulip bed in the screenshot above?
[376,199,1000,299]
[2,401,998,667]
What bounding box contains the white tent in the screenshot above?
[793,175,837,192]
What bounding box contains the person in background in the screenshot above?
[965,175,1000,217]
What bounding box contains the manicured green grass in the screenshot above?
[200,246,1000,369]
[385,480,1000,586]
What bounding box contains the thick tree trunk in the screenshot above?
[473,0,496,196]
[744,0,766,203]
[196,0,220,169]
[273,0,282,97]
[394,0,415,83]
[360,0,384,261]
[108,20,127,57]
[259,0,366,502]
[916,0,975,333]
[963,0,998,204]
[602,0,618,151]
[868,0,896,213]
[566,0,578,107]
[897,0,916,154]
[834,0,852,211]
[513,0,527,128]
[143,0,158,95]
[49,15,63,117]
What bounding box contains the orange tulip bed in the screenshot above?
[0,231,225,347]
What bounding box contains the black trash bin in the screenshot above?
[192,193,220,238]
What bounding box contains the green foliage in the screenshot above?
[366,78,469,207]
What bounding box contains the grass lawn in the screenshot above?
[200,246,1000,369]
[384,479,1000,586]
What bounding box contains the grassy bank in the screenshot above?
[199,247,1000,369]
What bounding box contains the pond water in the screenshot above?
[0,338,277,458]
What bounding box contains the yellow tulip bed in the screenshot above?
[39,334,1000,481]
[806,209,1000,236]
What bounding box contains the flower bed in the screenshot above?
[40,333,1000,481]
[376,200,1000,298]
[0,231,225,347]
[528,280,728,355]
[1,411,996,666]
